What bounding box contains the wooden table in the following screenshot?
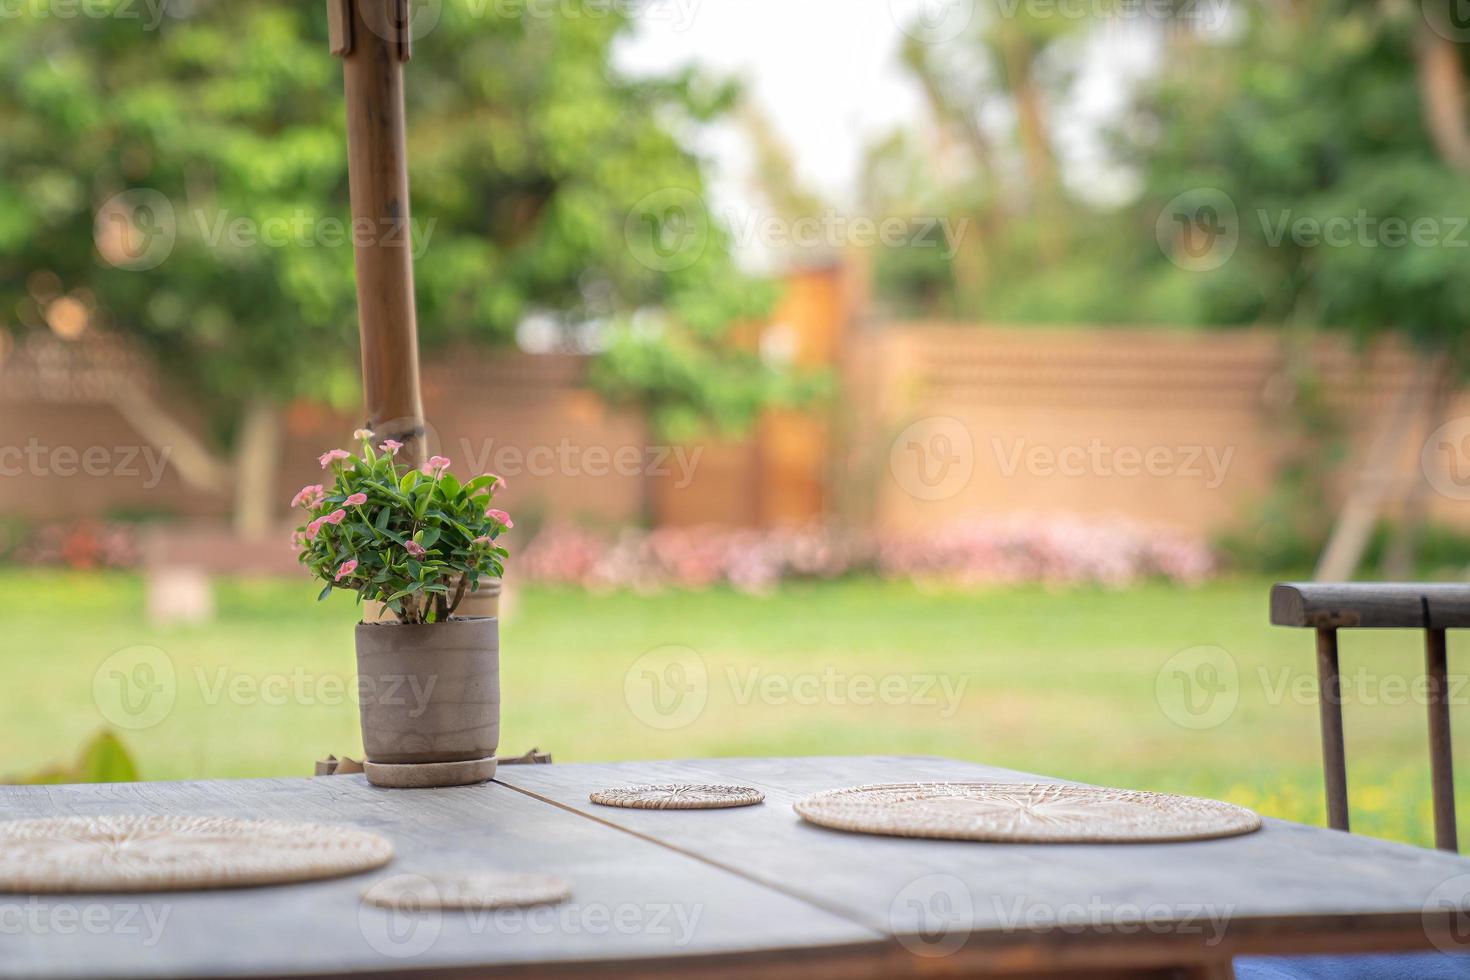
[4,756,1469,979]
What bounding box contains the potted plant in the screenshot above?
[293,430,513,788]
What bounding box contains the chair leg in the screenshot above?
[1316,628,1349,832]
[1425,627,1458,852]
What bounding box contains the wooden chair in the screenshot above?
[1270,583,1466,851]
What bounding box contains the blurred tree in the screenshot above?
[0,0,779,535]
[867,0,1205,321]
[872,0,1470,575]
[1127,0,1470,577]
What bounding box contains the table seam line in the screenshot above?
[491,777,895,943]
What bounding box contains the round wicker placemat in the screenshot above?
[794,782,1261,843]
[589,784,765,810]
[0,815,394,893]
[364,872,572,911]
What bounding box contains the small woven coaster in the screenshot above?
[0,815,394,893]
[364,872,571,911]
[794,782,1261,844]
[589,784,765,810]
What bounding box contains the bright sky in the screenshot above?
[616,0,929,212]
[614,0,1166,269]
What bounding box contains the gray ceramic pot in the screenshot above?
[354,616,500,767]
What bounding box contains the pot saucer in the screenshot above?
[364,757,497,789]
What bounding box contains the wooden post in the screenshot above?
[329,0,426,467]
[1425,627,1459,852]
[1315,628,1350,832]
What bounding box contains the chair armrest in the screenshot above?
[1271,582,1470,629]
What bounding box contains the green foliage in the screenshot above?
[293,433,508,624]
[0,0,775,443]
[873,0,1470,353]
[8,729,140,784]
[1128,0,1470,353]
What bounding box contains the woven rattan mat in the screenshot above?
[794,782,1261,843]
[590,784,765,810]
[0,815,394,893]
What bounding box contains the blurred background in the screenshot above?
[3,0,1469,847]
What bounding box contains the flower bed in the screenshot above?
[2,516,1217,591]
[519,517,1216,594]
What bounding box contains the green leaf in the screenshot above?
[385,583,426,602]
[8,730,141,785]
[318,585,334,602]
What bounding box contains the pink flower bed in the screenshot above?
[7,521,140,570]
[519,518,1216,594]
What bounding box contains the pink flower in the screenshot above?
[291,484,324,509]
[380,439,403,456]
[305,518,325,539]
[335,559,359,582]
[419,455,451,477]
[323,509,347,526]
[473,535,493,547]
[405,541,427,559]
[353,428,375,441]
[345,493,368,507]
[319,449,351,469]
[486,509,513,529]
[490,474,507,492]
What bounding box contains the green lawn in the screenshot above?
[4,570,1463,848]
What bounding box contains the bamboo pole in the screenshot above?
[328,3,500,620]
[330,0,426,468]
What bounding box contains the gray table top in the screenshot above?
[3,756,1470,978]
